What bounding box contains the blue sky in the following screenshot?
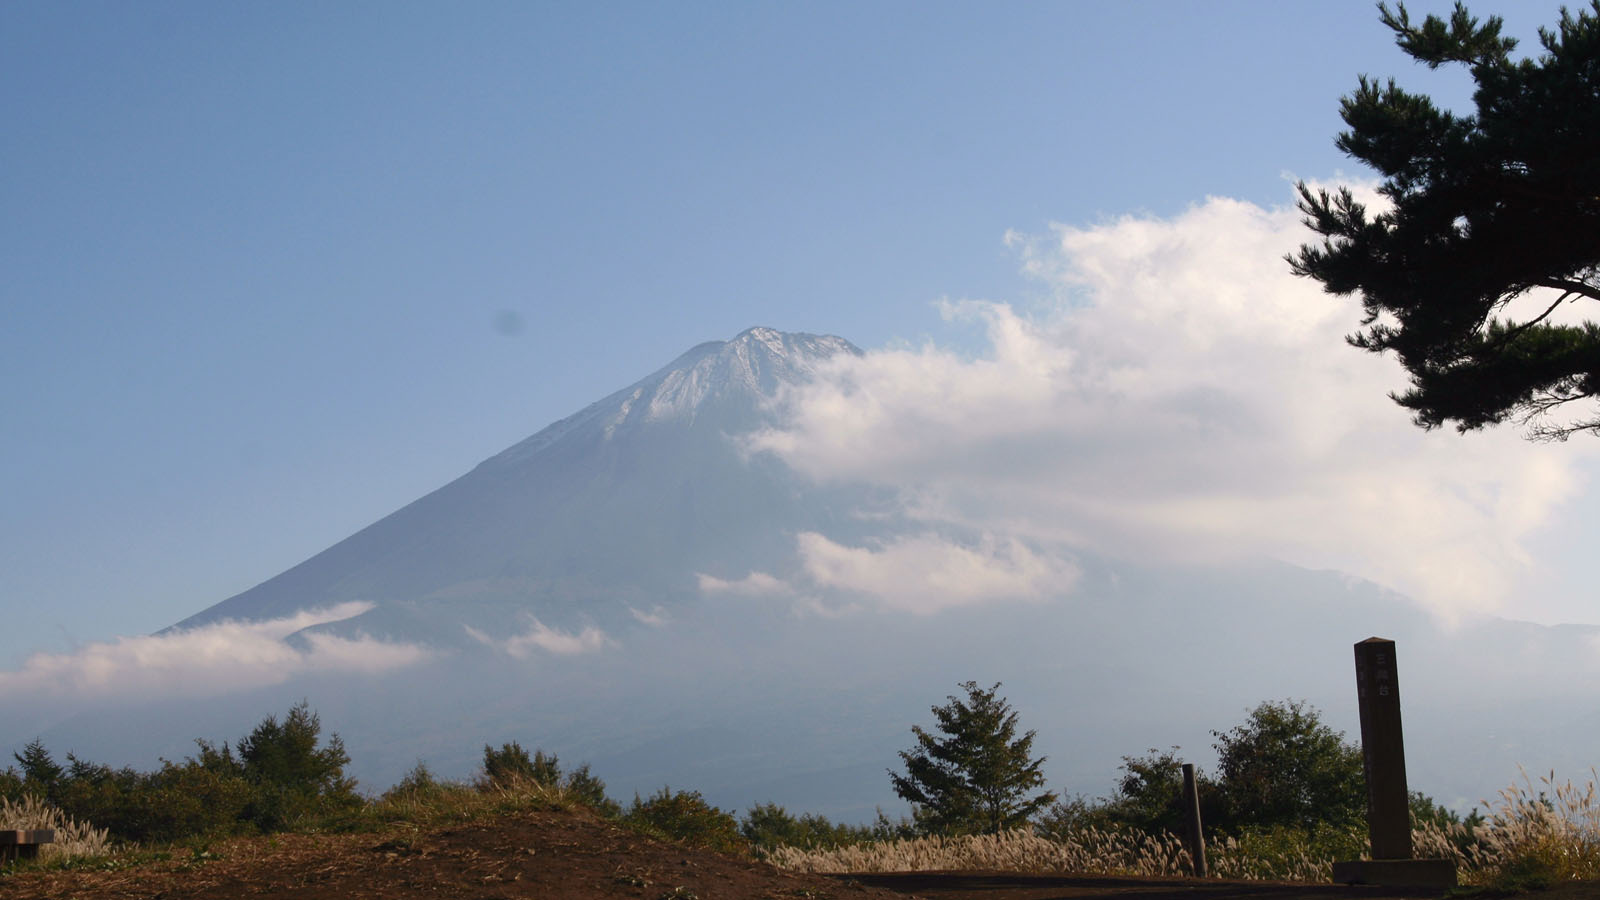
[5,1,1593,672]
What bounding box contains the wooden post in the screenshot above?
[1181,762,1207,877]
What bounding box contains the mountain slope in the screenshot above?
[171,327,864,643]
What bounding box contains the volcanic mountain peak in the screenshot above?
[490,326,858,466]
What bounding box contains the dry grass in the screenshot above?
[773,770,1600,888]
[371,774,576,829]
[1417,768,1600,888]
[769,826,1192,877]
[0,795,112,861]
[768,825,1341,881]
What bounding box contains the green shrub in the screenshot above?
[4,702,360,845]
[479,742,619,815]
[739,802,901,855]
[0,767,22,804]
[561,763,621,817]
[385,761,445,801]
[624,787,745,855]
[1034,794,1118,837]
[1212,822,1367,880]
[482,742,560,788]
[31,751,261,845]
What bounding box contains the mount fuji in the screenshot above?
[171,327,877,648]
[14,327,1600,821]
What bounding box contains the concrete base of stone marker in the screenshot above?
[1332,858,1457,888]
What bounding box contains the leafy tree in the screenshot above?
[1211,700,1366,831]
[1104,747,1224,835]
[889,681,1057,835]
[1289,2,1600,438]
[1033,749,1224,838]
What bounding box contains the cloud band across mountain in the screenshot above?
[0,602,433,701]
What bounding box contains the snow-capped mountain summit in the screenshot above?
[170,327,863,641]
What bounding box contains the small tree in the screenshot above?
[13,739,63,799]
[234,701,357,830]
[889,681,1056,835]
[482,741,559,787]
[236,701,352,794]
[1211,700,1365,831]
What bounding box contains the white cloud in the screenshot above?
[464,619,610,658]
[0,602,433,700]
[695,571,789,597]
[629,605,670,627]
[796,532,1076,614]
[694,534,1076,616]
[748,191,1597,620]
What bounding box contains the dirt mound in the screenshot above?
[0,806,907,900]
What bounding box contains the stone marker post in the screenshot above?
[1331,637,1455,888]
[1354,637,1412,859]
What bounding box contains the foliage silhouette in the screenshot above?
[1290,2,1600,438]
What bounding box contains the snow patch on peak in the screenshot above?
[738,326,787,355]
[489,327,859,465]
[644,328,859,422]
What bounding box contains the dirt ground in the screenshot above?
[4,808,1598,900]
[0,806,904,900]
[838,871,1560,900]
